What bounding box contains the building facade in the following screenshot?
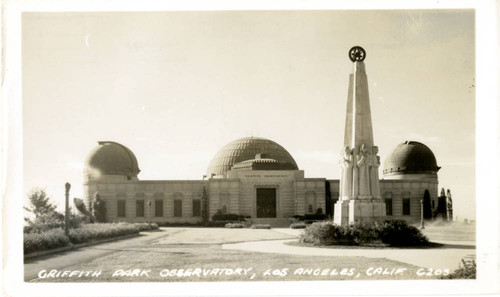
[82,47,441,226]
[82,138,440,226]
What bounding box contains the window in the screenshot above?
[136,200,145,217]
[385,198,393,215]
[174,200,182,217]
[384,192,393,215]
[432,200,435,209]
[155,199,163,217]
[403,199,410,215]
[221,205,227,214]
[308,204,313,213]
[117,200,126,217]
[193,199,201,217]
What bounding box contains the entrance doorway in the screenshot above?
[256,188,276,218]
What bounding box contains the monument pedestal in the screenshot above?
[334,199,386,225]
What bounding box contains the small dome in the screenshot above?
[206,137,298,176]
[383,141,440,176]
[85,141,140,176]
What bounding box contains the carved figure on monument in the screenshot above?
[369,146,381,199]
[340,146,353,198]
[352,147,359,199]
[357,144,371,197]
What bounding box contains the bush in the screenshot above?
[304,214,328,221]
[300,220,428,246]
[378,220,428,246]
[24,222,160,254]
[24,228,70,254]
[225,223,244,228]
[211,213,246,222]
[68,223,152,244]
[24,210,88,234]
[290,223,307,229]
[134,223,159,232]
[440,259,476,279]
[250,224,271,229]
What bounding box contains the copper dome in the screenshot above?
[206,137,298,176]
[383,141,440,176]
[85,141,140,176]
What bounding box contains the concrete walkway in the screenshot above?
[223,228,476,270]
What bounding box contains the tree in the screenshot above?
[24,188,57,219]
[24,188,86,233]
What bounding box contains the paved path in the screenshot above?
[223,228,476,270]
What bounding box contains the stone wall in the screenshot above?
[84,179,206,224]
[380,179,439,223]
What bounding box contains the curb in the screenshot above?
[24,233,141,260]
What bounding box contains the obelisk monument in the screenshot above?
[334,46,385,225]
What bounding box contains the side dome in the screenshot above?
[85,141,140,177]
[383,141,440,176]
[206,137,298,177]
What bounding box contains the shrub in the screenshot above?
[300,220,428,246]
[24,210,87,234]
[250,224,271,229]
[24,222,159,254]
[440,259,476,279]
[24,228,70,254]
[225,223,244,228]
[68,223,141,244]
[211,213,246,222]
[290,223,307,229]
[378,220,428,246]
[303,213,328,224]
[134,223,159,232]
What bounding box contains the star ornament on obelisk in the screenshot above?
[334,46,385,225]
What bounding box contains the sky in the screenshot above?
[22,10,475,219]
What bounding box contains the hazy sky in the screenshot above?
[22,10,475,219]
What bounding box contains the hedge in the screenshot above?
[24,223,159,254]
[300,220,429,246]
[211,213,246,222]
[24,228,70,254]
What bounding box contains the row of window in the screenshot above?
[117,199,201,218]
[384,198,411,216]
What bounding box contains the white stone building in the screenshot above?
[82,47,441,226]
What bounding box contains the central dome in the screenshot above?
[206,137,298,177]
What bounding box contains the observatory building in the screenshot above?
[82,47,441,226]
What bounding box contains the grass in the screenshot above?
[30,243,435,282]
[28,228,441,282]
[26,226,475,282]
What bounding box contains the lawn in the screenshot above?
[29,228,439,282]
